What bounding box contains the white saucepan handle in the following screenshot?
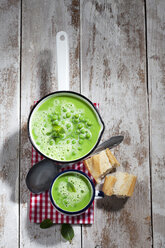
[56,31,69,91]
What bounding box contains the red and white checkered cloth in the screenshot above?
[29,103,99,224]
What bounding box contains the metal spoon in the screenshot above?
[25,135,124,194]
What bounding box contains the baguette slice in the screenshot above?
[84,149,119,183]
[102,172,137,197]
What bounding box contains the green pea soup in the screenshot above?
[30,94,102,161]
[51,172,93,212]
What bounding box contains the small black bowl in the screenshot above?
[49,169,96,216]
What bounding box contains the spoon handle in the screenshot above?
[91,135,124,156]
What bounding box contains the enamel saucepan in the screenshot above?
[26,31,124,194]
[28,32,105,164]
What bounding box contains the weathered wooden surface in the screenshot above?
[0,0,165,247]
[20,0,81,247]
[147,0,165,247]
[0,0,20,247]
[81,0,152,247]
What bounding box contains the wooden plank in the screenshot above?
[147,0,165,247]
[81,0,152,247]
[0,0,20,247]
[20,0,81,247]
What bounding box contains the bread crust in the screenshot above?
[106,148,120,167]
[84,157,101,183]
[102,176,117,196]
[127,175,137,196]
[120,172,136,197]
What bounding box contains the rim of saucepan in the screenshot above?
[49,169,95,215]
[27,91,105,164]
